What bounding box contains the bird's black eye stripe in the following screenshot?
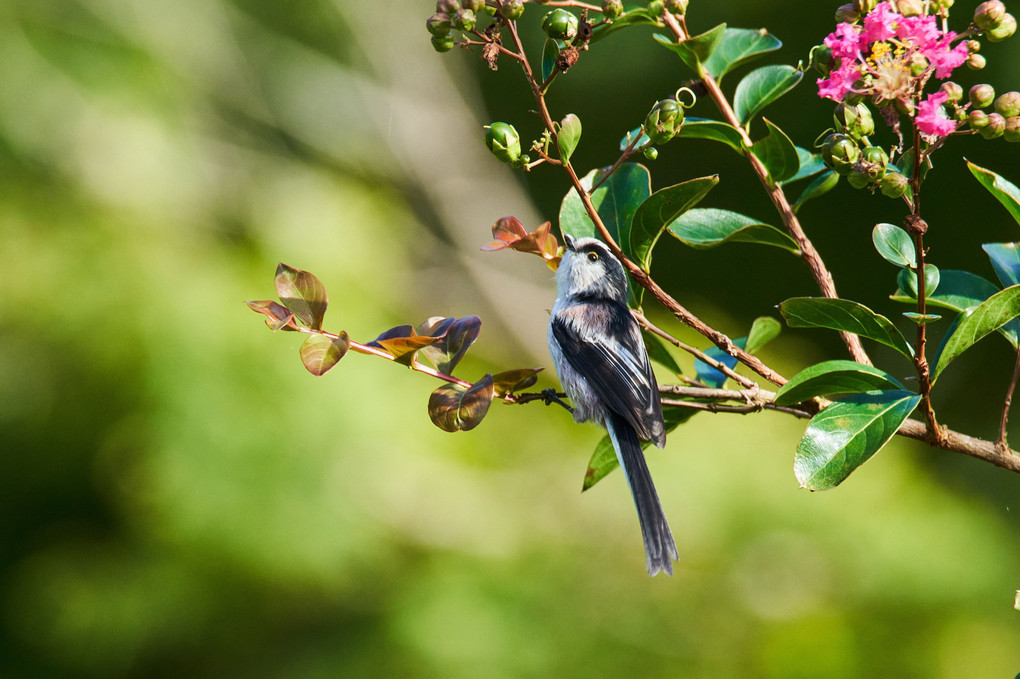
[587,251,600,262]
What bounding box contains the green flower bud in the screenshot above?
[896,0,923,16]
[894,97,915,116]
[967,39,982,52]
[979,112,1006,139]
[835,3,860,22]
[643,98,685,145]
[821,133,861,175]
[665,0,689,14]
[436,0,461,14]
[969,83,996,108]
[908,53,929,76]
[643,146,659,160]
[810,45,836,76]
[880,172,909,198]
[860,145,889,181]
[854,0,877,14]
[647,0,665,17]
[462,0,485,12]
[941,81,963,102]
[847,169,872,189]
[974,0,1006,29]
[932,0,954,10]
[500,0,525,20]
[427,12,452,36]
[542,9,578,40]
[994,91,1020,117]
[988,12,1017,41]
[485,122,522,162]
[969,109,990,129]
[966,53,987,70]
[602,0,624,20]
[453,8,476,31]
[1005,117,1020,142]
[835,102,875,140]
[431,34,456,52]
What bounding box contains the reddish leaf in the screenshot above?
[481,219,561,267]
[299,331,350,376]
[427,374,495,432]
[421,316,481,375]
[246,300,299,331]
[274,263,328,330]
[367,325,441,365]
[481,216,528,251]
[416,316,457,338]
[491,367,544,396]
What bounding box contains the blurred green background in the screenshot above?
[1,0,1019,677]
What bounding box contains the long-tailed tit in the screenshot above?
[548,234,678,576]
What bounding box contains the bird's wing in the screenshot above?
[551,303,665,445]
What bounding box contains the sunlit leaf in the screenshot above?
[559,163,650,251]
[630,175,719,271]
[676,117,745,152]
[367,325,441,365]
[983,242,1020,288]
[793,171,838,212]
[779,297,913,358]
[557,113,582,162]
[752,118,799,183]
[653,24,726,72]
[774,360,905,407]
[967,160,1020,226]
[668,207,800,253]
[932,284,1020,382]
[896,264,940,299]
[246,300,299,331]
[427,374,495,432]
[582,408,697,491]
[902,312,941,324]
[703,27,782,82]
[795,390,920,490]
[481,216,528,250]
[420,316,481,375]
[733,64,803,125]
[746,316,782,353]
[873,223,916,268]
[491,367,543,396]
[783,147,826,184]
[891,269,1019,348]
[274,263,328,330]
[299,331,349,377]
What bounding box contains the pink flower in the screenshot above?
[916,91,958,138]
[895,14,939,44]
[862,2,899,42]
[924,35,969,78]
[824,22,864,59]
[817,62,862,101]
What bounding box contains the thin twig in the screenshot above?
[999,345,1020,451]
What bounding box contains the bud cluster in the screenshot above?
[426,0,495,52]
[967,85,1020,141]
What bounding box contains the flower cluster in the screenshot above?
[817,2,971,138]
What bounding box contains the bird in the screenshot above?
[547,234,678,576]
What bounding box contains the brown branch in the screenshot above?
[999,345,1020,451]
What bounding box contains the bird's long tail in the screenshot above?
[606,412,678,576]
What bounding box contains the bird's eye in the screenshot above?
[587,251,600,262]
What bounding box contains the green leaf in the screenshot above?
[774,360,905,407]
[733,65,803,126]
[779,297,914,358]
[275,263,328,330]
[793,170,838,213]
[902,312,941,324]
[891,269,1019,348]
[630,175,719,271]
[872,223,916,268]
[541,38,563,82]
[559,163,650,252]
[752,118,799,183]
[967,160,1020,227]
[557,113,582,162]
[582,408,697,491]
[591,8,657,43]
[896,264,940,299]
[783,147,827,184]
[983,242,1020,288]
[676,117,746,152]
[491,368,543,396]
[653,24,726,72]
[427,374,495,432]
[299,331,350,377]
[703,27,782,82]
[795,390,920,490]
[932,284,1020,382]
[644,332,684,377]
[746,316,782,353]
[668,207,800,253]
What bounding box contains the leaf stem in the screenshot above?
[999,344,1020,451]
